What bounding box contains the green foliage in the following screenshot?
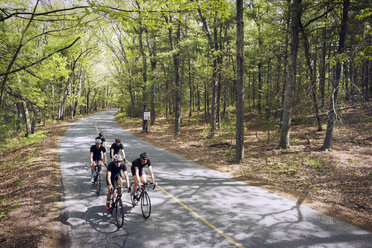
[346,158,356,163]
[16,179,23,187]
[4,131,46,151]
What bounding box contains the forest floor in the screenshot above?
[0,120,72,248]
[0,106,371,248]
[116,104,372,231]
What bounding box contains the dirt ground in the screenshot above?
[0,106,371,248]
[0,121,71,248]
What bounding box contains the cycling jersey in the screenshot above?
[96,136,106,145]
[90,145,105,161]
[107,161,127,184]
[131,158,151,177]
[110,143,124,157]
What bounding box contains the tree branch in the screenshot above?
[0,37,81,77]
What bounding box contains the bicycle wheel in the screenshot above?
[141,191,151,219]
[95,172,101,195]
[114,198,124,228]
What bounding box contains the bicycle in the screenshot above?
[130,182,155,219]
[108,185,125,228]
[92,163,101,195]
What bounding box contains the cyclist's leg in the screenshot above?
[97,159,103,171]
[91,160,97,175]
[116,176,123,196]
[106,176,112,209]
[140,174,147,185]
[133,175,140,197]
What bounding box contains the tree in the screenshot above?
[235,0,244,163]
[321,0,350,151]
[279,0,302,149]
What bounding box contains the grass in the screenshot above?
[3,131,46,151]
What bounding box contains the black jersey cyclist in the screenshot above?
[131,152,157,200]
[89,138,107,183]
[110,137,126,161]
[96,131,107,150]
[106,154,130,210]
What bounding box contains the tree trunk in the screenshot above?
[300,21,322,131]
[279,0,302,149]
[282,0,291,109]
[138,29,148,133]
[321,0,350,151]
[235,0,244,163]
[320,26,327,107]
[188,57,193,118]
[22,101,32,137]
[166,16,182,135]
[257,23,263,115]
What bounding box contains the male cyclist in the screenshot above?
[106,154,130,210]
[110,137,126,161]
[89,139,107,183]
[96,131,107,150]
[131,152,157,201]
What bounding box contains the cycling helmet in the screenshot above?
[115,137,121,143]
[140,152,148,159]
[98,131,104,136]
[95,138,102,144]
[113,154,123,162]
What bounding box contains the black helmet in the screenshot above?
[99,131,104,136]
[140,152,148,159]
[113,154,123,162]
[115,137,121,143]
[95,138,102,144]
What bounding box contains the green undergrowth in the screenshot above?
[115,112,140,126]
[2,131,46,151]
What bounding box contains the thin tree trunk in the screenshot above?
[138,28,148,133]
[300,21,322,131]
[321,0,350,151]
[235,0,244,163]
[279,0,302,149]
[166,16,182,135]
[320,26,327,107]
[22,101,32,137]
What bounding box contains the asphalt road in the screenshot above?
[59,109,372,248]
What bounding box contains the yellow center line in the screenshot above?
[156,185,244,248]
[126,162,243,248]
[95,120,99,134]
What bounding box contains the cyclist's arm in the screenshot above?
[90,151,94,164]
[103,150,107,164]
[123,170,130,188]
[110,148,114,160]
[121,148,126,160]
[148,166,157,185]
[107,171,113,188]
[135,167,141,185]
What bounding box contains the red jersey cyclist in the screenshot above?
[89,139,107,183]
[106,154,130,210]
[131,152,157,201]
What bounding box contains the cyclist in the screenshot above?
[131,152,157,201]
[96,131,107,150]
[89,138,107,183]
[110,137,126,161]
[106,154,130,210]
